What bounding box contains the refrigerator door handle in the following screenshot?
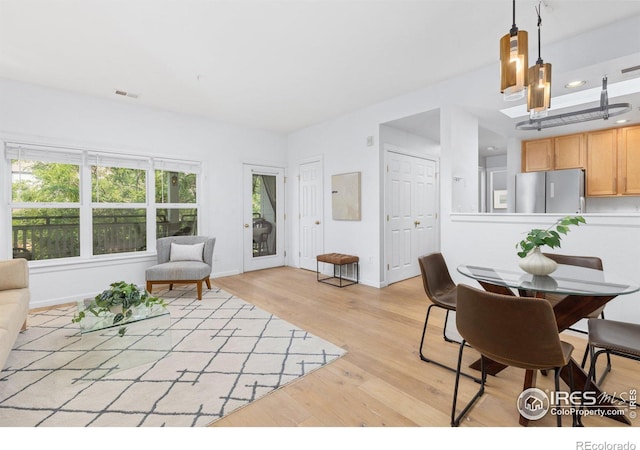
[549,182,555,199]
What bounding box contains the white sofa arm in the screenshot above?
[0,259,29,290]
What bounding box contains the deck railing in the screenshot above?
[12,214,195,260]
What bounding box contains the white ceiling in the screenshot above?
[1,0,640,144]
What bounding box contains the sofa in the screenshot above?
[0,259,30,370]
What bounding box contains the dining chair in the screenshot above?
[451,284,576,427]
[585,318,640,388]
[542,253,611,376]
[417,253,480,382]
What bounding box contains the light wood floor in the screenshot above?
[211,266,639,428]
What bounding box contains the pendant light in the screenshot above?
[500,0,528,101]
[527,3,552,118]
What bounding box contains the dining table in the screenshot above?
[457,262,640,426]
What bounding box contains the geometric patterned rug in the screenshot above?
[0,285,346,427]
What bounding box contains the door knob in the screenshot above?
[315,220,321,225]
[414,220,421,226]
[244,224,249,228]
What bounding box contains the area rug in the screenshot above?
[0,285,346,427]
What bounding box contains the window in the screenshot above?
[9,148,81,260]
[89,154,149,255]
[154,160,199,239]
[6,143,200,262]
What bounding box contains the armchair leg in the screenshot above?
[197,281,203,300]
[146,281,153,294]
[205,277,211,289]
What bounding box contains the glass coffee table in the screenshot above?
[72,299,172,376]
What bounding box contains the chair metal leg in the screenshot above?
[442,310,462,344]
[554,368,563,427]
[567,365,581,427]
[451,339,485,427]
[419,304,481,383]
[581,313,612,384]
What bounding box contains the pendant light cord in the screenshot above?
[536,3,543,64]
[510,0,518,36]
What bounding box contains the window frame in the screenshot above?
[4,141,201,265]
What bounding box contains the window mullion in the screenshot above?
[147,164,156,252]
[80,152,92,258]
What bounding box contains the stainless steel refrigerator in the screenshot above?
[515,169,585,213]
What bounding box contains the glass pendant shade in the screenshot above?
[500,29,528,101]
[528,62,552,118]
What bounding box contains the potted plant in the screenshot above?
[72,281,167,337]
[516,215,586,275]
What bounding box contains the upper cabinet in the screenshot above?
[586,129,617,196]
[522,133,585,172]
[522,125,640,197]
[619,125,640,195]
[522,138,553,172]
[554,133,585,170]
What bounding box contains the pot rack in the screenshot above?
[516,77,632,131]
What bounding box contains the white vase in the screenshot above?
[518,247,558,276]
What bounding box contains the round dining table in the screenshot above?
[457,262,640,426]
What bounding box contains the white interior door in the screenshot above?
[386,150,439,284]
[243,164,285,272]
[299,160,323,271]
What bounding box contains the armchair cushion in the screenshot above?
[169,242,204,262]
[145,261,211,281]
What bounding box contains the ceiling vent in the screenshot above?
[114,90,139,99]
[515,77,632,131]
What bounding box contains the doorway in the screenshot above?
[243,164,285,272]
[385,149,439,285]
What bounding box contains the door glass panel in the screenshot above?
[252,174,276,257]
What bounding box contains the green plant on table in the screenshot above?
[72,281,167,337]
[516,215,586,258]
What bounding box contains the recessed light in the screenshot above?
[486,146,495,151]
[565,80,587,89]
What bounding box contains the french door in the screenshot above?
[243,164,285,272]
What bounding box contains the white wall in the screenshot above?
[379,124,440,157]
[443,214,640,328]
[0,78,287,308]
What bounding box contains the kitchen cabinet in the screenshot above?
[522,134,584,172]
[554,133,585,170]
[522,139,553,172]
[522,125,640,197]
[619,125,640,195]
[586,129,617,196]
